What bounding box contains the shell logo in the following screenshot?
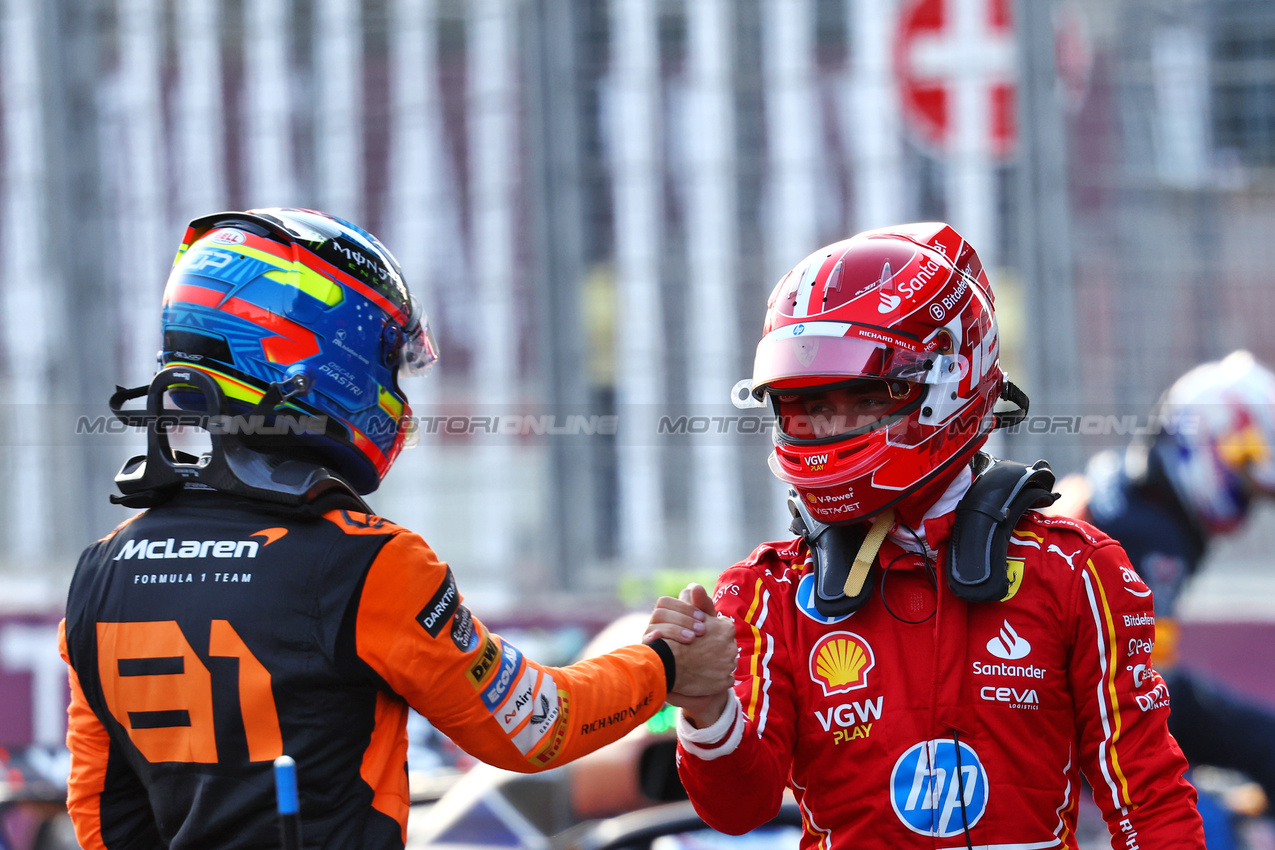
[809,631,876,696]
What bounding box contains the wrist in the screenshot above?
[682,692,731,729]
[677,691,744,760]
[643,636,676,693]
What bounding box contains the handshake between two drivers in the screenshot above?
[644,583,738,729]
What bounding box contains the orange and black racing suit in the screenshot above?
[61,490,669,849]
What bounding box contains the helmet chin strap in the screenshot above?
[844,508,895,598]
[108,365,367,513]
[791,454,1059,616]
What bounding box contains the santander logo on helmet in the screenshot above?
[744,223,1024,525]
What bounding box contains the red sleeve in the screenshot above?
[1069,541,1205,847]
[676,563,795,834]
[61,618,110,850]
[353,530,667,772]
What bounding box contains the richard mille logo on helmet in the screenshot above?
[809,631,875,696]
[986,620,1031,660]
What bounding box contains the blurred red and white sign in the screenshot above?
[895,0,1017,159]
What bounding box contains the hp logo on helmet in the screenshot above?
[890,739,989,837]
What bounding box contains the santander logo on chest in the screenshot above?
[985,620,1031,660]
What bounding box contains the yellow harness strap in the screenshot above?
[843,508,896,598]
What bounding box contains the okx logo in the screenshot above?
[986,620,1031,660]
[890,739,989,837]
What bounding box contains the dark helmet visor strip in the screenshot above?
[772,386,925,444]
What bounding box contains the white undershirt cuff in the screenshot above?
[676,690,744,761]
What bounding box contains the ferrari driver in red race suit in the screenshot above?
[58,208,736,850]
[661,224,1205,848]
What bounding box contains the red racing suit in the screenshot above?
[676,506,1205,849]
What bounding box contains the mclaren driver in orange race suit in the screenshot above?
[59,209,736,850]
[662,224,1205,848]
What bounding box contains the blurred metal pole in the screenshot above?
[763,0,818,282]
[118,0,167,382]
[246,0,298,206]
[1,0,53,572]
[42,0,115,551]
[176,0,226,219]
[760,0,818,538]
[316,0,363,221]
[686,0,744,568]
[383,0,444,536]
[847,0,904,230]
[943,0,1005,270]
[1014,0,1081,472]
[469,0,519,579]
[524,0,592,589]
[609,0,666,571]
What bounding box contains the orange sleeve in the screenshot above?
[354,531,667,772]
[60,619,110,850]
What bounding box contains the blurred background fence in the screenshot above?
[2,0,1275,622]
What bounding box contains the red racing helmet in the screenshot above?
[742,223,1019,524]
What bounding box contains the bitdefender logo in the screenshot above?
[986,620,1031,660]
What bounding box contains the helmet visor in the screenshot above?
[399,299,439,377]
[752,322,940,395]
[773,379,920,441]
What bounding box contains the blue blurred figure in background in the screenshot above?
[1052,350,1275,844]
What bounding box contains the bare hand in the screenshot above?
[643,586,710,645]
[662,584,738,699]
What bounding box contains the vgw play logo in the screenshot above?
[890,739,989,837]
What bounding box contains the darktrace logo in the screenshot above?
[417,569,459,638]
